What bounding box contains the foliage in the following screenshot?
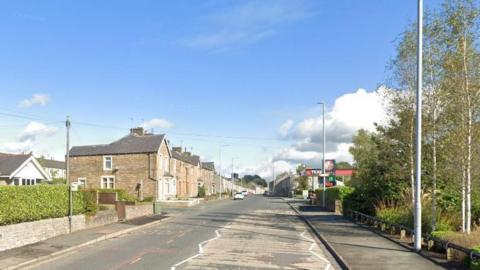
[0,185,88,225]
[97,188,136,202]
[295,164,309,190]
[50,178,66,185]
[241,175,267,187]
[198,186,206,198]
[335,161,353,169]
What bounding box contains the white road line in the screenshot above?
[170,229,222,270]
[300,231,332,270]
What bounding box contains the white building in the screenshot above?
[0,153,51,186]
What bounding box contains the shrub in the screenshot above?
[198,186,206,198]
[0,185,88,225]
[97,188,136,202]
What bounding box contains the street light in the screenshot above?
[232,157,239,187]
[318,102,326,209]
[219,144,230,199]
[414,0,423,252]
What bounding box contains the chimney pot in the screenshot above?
[130,127,145,136]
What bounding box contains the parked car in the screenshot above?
[234,192,245,200]
[242,190,248,196]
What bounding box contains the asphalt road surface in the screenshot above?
[29,196,335,270]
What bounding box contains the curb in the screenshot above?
[6,216,171,270]
[286,201,352,270]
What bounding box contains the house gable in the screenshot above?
[10,157,50,180]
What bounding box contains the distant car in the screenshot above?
[263,191,269,196]
[241,191,248,197]
[234,192,245,200]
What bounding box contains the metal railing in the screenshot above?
[345,209,480,261]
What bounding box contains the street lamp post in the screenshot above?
[414,0,423,252]
[219,144,230,199]
[232,157,239,189]
[318,102,326,209]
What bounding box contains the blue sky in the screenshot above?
[0,0,442,178]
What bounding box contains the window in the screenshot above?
[158,154,163,170]
[19,178,36,186]
[101,176,115,189]
[164,157,169,172]
[78,178,87,187]
[103,156,113,170]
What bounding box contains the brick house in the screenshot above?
[68,127,176,201]
[201,162,216,195]
[171,147,201,198]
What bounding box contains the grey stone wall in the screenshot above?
[0,215,85,252]
[125,203,153,220]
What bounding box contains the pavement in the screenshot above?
[0,215,169,270]
[17,196,338,270]
[288,200,462,270]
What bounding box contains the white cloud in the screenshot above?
[240,159,294,181]
[142,118,174,130]
[278,119,294,137]
[19,94,50,108]
[271,87,389,167]
[2,140,34,153]
[17,122,58,142]
[187,0,309,50]
[1,122,59,154]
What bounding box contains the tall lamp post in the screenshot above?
[318,102,326,209]
[414,0,423,252]
[219,144,230,199]
[232,157,239,189]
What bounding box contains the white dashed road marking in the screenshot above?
[170,229,222,270]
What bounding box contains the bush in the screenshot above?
[198,186,206,198]
[97,188,136,202]
[0,185,88,225]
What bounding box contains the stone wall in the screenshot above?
[125,203,153,220]
[0,215,85,252]
[86,209,118,228]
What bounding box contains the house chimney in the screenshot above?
[130,127,145,136]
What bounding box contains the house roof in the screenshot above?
[38,158,65,170]
[172,150,201,166]
[201,162,215,171]
[0,153,31,176]
[69,134,166,157]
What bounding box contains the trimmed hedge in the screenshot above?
[315,186,354,202]
[0,185,88,226]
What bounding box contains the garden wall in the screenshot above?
[125,203,153,220]
[0,215,85,252]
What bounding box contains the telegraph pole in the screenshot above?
[318,102,326,208]
[66,116,72,233]
[414,0,423,252]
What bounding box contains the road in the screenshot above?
[30,196,335,270]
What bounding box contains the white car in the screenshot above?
[241,191,248,196]
[234,192,245,200]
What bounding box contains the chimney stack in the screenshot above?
[130,127,145,136]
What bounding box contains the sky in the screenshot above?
[0,0,443,179]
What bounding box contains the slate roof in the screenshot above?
[172,150,201,166]
[0,153,31,176]
[201,162,215,171]
[69,134,166,157]
[38,158,65,170]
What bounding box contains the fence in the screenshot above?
[345,209,480,262]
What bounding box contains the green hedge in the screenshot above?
[315,186,354,202]
[0,185,89,226]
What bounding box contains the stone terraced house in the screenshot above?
[68,127,176,201]
[201,162,216,195]
[171,147,201,198]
